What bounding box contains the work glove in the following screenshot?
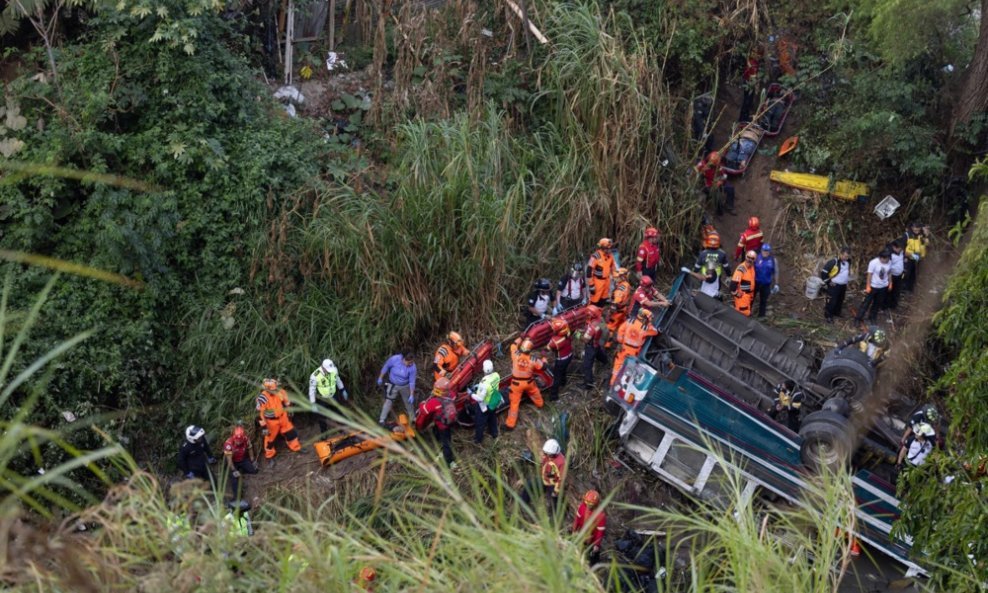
[261,428,269,437]
[342,390,349,401]
[185,472,195,479]
[771,284,780,295]
[377,377,383,386]
[232,470,241,478]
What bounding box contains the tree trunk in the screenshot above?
[948,0,988,173]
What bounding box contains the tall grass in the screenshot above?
[4,403,887,593]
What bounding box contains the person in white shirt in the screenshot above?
[820,246,852,323]
[854,249,892,324]
[897,422,934,470]
[887,239,905,310]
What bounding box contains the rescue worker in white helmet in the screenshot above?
[178,425,216,481]
[308,358,349,434]
[835,327,889,367]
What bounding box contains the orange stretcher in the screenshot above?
[313,414,415,467]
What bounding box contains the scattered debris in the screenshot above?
[874,195,901,220]
[61,411,77,423]
[325,51,347,72]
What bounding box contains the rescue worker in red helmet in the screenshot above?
[432,331,469,381]
[223,423,258,498]
[587,238,617,306]
[734,216,764,261]
[356,566,376,592]
[506,337,546,429]
[256,378,302,462]
[415,377,458,468]
[611,308,658,385]
[572,489,607,564]
[580,305,609,389]
[629,275,670,318]
[547,318,574,401]
[635,227,661,282]
[697,151,736,215]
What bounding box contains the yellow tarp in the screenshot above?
[770,170,870,201]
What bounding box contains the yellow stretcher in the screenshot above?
[769,170,870,202]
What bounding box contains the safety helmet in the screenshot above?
[433,377,451,396]
[598,237,613,249]
[745,250,757,260]
[707,151,721,165]
[321,359,336,373]
[748,216,760,229]
[535,278,551,291]
[482,359,494,374]
[232,425,246,439]
[916,423,935,438]
[359,566,377,582]
[586,304,602,319]
[550,318,569,334]
[448,331,464,345]
[704,232,721,249]
[542,438,561,456]
[571,261,584,274]
[924,406,939,422]
[583,489,601,507]
[870,329,888,347]
[262,378,278,391]
[615,267,629,278]
[185,425,205,444]
[519,338,534,354]
[637,308,654,322]
[644,227,659,239]
[640,276,654,287]
[760,243,772,252]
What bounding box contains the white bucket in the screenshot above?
[805,276,824,299]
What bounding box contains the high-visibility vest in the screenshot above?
[479,372,501,406]
[905,234,926,259]
[224,511,252,537]
[316,369,338,399]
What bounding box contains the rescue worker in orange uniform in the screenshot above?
[635,227,661,281]
[506,337,546,429]
[604,267,632,347]
[587,238,616,306]
[547,318,574,401]
[256,378,301,461]
[730,250,757,316]
[611,309,659,385]
[572,489,606,564]
[432,331,468,381]
[629,275,670,318]
[734,216,764,261]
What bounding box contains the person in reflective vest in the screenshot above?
[690,232,730,300]
[902,221,930,292]
[224,500,254,538]
[547,318,573,402]
[256,379,301,460]
[587,238,616,306]
[541,438,566,516]
[308,358,349,434]
[432,332,469,381]
[468,359,501,444]
[730,251,757,316]
[611,309,658,385]
[604,268,632,347]
[635,227,661,281]
[506,338,545,429]
[771,380,804,432]
[836,328,888,367]
[820,246,851,323]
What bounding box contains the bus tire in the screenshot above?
[799,413,854,474]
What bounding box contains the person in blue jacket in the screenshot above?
[753,243,780,318]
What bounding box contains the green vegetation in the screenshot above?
[897,162,988,590]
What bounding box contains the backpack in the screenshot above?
[486,386,504,411]
[439,396,458,426]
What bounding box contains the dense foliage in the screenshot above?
[1,7,327,457]
[898,167,988,590]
